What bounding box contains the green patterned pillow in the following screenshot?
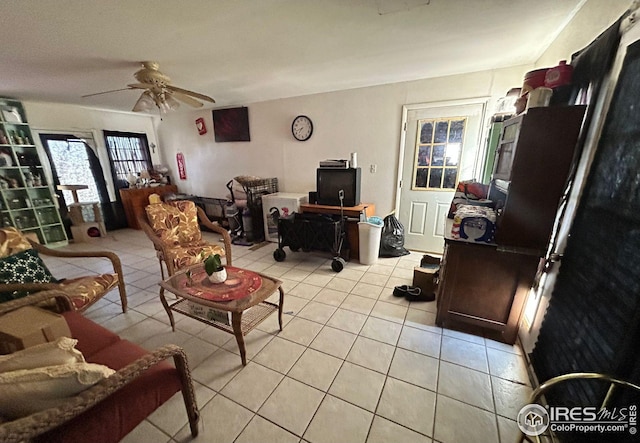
[0,249,57,303]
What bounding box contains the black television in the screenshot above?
[316,167,361,207]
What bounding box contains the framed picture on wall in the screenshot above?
[212,107,250,142]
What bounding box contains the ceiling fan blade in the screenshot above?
[127,83,157,90]
[171,92,204,108]
[81,87,133,98]
[165,85,215,103]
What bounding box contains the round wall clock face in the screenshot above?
[292,115,313,141]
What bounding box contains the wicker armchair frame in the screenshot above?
[518,372,640,443]
[139,203,232,278]
[0,290,200,442]
[0,238,128,313]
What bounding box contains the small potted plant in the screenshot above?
[202,252,226,283]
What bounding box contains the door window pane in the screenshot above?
[431,145,445,166]
[449,120,465,143]
[445,143,461,166]
[412,117,466,190]
[428,169,442,188]
[415,168,428,188]
[443,168,458,188]
[418,145,431,166]
[47,139,101,204]
[435,121,449,143]
[420,122,433,143]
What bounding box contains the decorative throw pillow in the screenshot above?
[0,227,33,259]
[0,362,115,419]
[0,337,85,372]
[0,248,57,303]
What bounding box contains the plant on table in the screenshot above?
[201,252,226,283]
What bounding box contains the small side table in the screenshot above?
[159,264,284,365]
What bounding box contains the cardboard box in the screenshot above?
[0,306,71,354]
[412,266,439,296]
[187,301,231,326]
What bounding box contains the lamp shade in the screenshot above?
[132,91,155,112]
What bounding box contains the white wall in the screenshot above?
[157,66,527,215]
[535,0,631,69]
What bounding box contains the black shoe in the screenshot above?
[394,285,425,299]
[406,288,436,302]
[393,285,410,297]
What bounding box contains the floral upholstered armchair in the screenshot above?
[0,227,127,313]
[139,200,232,277]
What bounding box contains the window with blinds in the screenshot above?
[103,131,152,184]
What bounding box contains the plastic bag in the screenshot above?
[379,214,410,257]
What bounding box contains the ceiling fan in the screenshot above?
[82,61,215,113]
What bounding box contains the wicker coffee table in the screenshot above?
[159,264,284,365]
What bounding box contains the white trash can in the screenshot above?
[358,221,383,265]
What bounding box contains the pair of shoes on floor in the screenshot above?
[393,285,436,302]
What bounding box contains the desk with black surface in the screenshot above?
[299,203,375,260]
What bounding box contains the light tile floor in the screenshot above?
[43,229,533,443]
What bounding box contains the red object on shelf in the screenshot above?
[522,68,549,95]
[544,60,573,88]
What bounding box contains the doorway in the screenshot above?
[396,99,487,253]
[40,135,103,206]
[38,133,124,231]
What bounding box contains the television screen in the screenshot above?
[316,167,361,207]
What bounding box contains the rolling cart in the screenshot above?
[273,190,349,272]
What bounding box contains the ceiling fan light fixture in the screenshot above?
[132,90,155,112]
[154,91,180,114]
[165,94,180,111]
[86,62,213,112]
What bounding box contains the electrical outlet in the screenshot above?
[370,164,377,173]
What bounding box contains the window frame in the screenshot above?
[411,117,466,191]
[103,130,153,189]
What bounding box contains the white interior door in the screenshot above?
[397,100,486,253]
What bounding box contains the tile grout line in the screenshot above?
[58,235,515,442]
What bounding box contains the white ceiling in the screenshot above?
[0,0,585,114]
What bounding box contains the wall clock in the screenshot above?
[292,115,313,141]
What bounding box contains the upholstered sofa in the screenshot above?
[0,290,199,443]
